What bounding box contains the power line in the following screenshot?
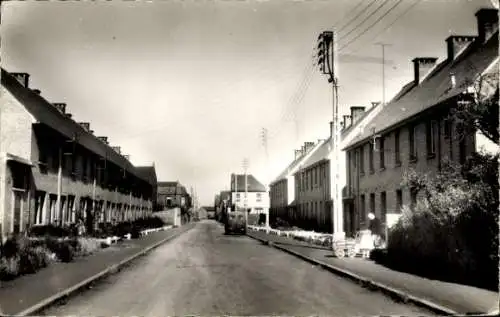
[338,0,405,52]
[347,0,423,54]
[338,0,391,42]
[336,0,379,33]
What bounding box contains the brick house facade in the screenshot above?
[342,8,499,239]
[0,69,156,240]
[269,141,321,227]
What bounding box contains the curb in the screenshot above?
[247,232,459,316]
[16,223,196,317]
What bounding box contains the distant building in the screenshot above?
[135,164,158,211]
[230,173,269,226]
[269,141,323,227]
[342,8,499,239]
[157,181,191,210]
[0,68,156,239]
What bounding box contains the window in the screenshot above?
[360,194,366,224]
[380,192,387,224]
[370,193,375,216]
[459,137,467,164]
[49,194,57,224]
[67,195,76,223]
[256,193,262,202]
[34,191,46,225]
[369,143,374,173]
[426,120,438,157]
[359,147,365,174]
[444,119,452,139]
[410,189,417,209]
[379,136,385,169]
[394,130,401,165]
[409,125,417,161]
[396,190,403,213]
[236,193,240,201]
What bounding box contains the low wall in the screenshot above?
[154,208,182,227]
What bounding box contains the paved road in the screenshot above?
[42,220,433,316]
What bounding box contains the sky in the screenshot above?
[1,0,495,206]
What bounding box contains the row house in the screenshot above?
[156,181,191,211]
[292,102,382,235]
[269,140,322,227]
[215,190,231,220]
[0,69,157,240]
[342,8,499,239]
[230,173,269,226]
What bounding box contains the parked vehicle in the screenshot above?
[224,205,247,235]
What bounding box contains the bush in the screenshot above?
[0,256,20,280]
[28,225,73,238]
[42,237,76,263]
[387,155,499,290]
[75,237,101,257]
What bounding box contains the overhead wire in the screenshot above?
[337,0,391,42]
[336,0,380,34]
[346,0,423,55]
[338,0,406,52]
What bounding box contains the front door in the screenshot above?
[12,189,26,234]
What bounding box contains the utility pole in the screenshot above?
[317,30,343,246]
[374,43,391,106]
[243,158,249,229]
[260,128,269,184]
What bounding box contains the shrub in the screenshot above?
[0,256,20,280]
[43,237,75,263]
[389,155,499,290]
[28,225,73,238]
[75,237,101,256]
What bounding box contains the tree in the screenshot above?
[451,72,499,144]
[390,72,499,290]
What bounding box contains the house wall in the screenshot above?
[0,86,34,238]
[294,160,331,232]
[346,109,476,238]
[0,87,154,239]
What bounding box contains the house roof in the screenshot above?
[344,31,499,150]
[219,190,231,199]
[299,138,332,171]
[340,103,380,136]
[1,68,151,184]
[135,166,157,186]
[230,174,267,192]
[157,181,188,195]
[269,142,324,185]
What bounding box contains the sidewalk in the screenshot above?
[0,223,194,316]
[248,230,499,315]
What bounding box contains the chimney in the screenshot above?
[32,89,41,95]
[350,106,366,125]
[112,146,121,154]
[304,141,315,153]
[97,136,108,144]
[371,101,381,108]
[52,103,66,114]
[66,113,73,119]
[294,149,302,160]
[123,154,130,160]
[11,73,30,88]
[475,8,498,44]
[343,115,352,128]
[446,36,476,61]
[89,130,94,134]
[79,122,90,132]
[413,57,438,84]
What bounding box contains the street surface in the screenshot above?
[42,220,433,316]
